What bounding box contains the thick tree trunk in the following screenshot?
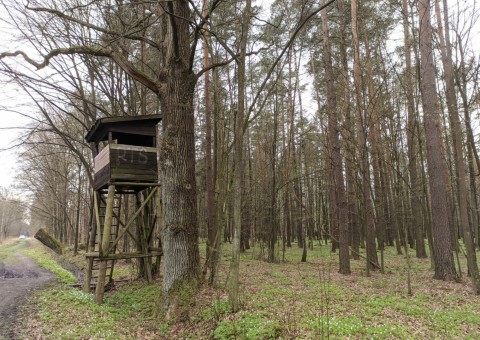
[160,71,200,303]
[418,0,457,280]
[157,0,201,309]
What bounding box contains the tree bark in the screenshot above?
[417,0,457,280]
[160,70,200,301]
[402,0,427,258]
[159,0,201,307]
[321,0,350,274]
[351,0,378,272]
[435,0,480,292]
[229,0,251,312]
[203,0,216,283]
[34,228,63,255]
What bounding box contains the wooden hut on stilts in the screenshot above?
[82,115,163,303]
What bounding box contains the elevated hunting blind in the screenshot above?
[85,115,161,190]
[83,115,163,303]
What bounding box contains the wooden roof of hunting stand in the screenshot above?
[85,114,162,150]
[85,115,162,191]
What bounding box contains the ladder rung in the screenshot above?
[92,267,113,272]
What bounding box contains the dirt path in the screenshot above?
[0,240,55,339]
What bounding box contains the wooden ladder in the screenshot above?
[83,185,122,297]
[91,191,122,287]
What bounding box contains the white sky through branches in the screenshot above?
[0,0,479,192]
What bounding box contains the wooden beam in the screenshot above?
[93,191,102,252]
[34,228,63,254]
[105,187,158,255]
[95,184,115,304]
[83,258,94,293]
[85,251,163,260]
[137,192,153,283]
[111,182,161,187]
[99,195,138,243]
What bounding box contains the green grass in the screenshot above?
[0,239,26,260]
[213,311,284,339]
[20,282,168,339]
[0,239,76,285]
[22,246,77,284]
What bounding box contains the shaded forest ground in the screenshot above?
[11,240,480,339]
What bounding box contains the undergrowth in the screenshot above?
[14,241,480,339]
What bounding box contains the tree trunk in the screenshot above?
[229,0,251,312]
[351,0,378,272]
[337,0,359,260]
[435,0,480,292]
[156,0,202,310]
[160,70,200,304]
[321,0,350,274]
[417,0,457,281]
[402,0,427,258]
[34,228,63,255]
[203,0,216,281]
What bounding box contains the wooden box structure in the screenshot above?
[93,144,158,190]
[85,115,162,190]
[83,115,162,303]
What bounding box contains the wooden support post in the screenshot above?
[154,184,162,275]
[94,191,101,250]
[83,258,94,293]
[139,192,153,283]
[95,184,115,304]
[83,191,101,292]
[135,193,153,283]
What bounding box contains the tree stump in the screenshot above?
[34,228,63,254]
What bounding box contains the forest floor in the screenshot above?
[6,239,480,339]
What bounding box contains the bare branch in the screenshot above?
[246,0,338,128]
[25,3,161,49]
[1,46,163,94]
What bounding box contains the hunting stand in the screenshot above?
[82,115,163,303]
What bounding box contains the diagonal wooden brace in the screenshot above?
[105,186,158,255]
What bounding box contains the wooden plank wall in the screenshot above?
[93,144,158,190]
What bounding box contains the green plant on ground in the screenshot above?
[0,240,25,260]
[214,312,284,339]
[22,282,169,339]
[22,246,77,284]
[14,240,480,339]
[202,298,231,322]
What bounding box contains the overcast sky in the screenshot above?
[0,6,32,192]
